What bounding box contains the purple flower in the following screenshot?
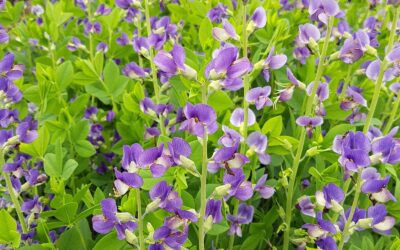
[249,7,267,30]
[223,168,253,201]
[154,44,197,80]
[309,0,340,24]
[337,207,366,231]
[247,132,271,165]
[340,86,367,110]
[122,62,149,79]
[315,236,337,250]
[260,47,287,82]
[218,125,243,147]
[315,183,344,212]
[84,106,98,120]
[0,25,9,44]
[370,127,400,164]
[207,145,249,173]
[167,137,192,166]
[212,19,239,42]
[296,116,323,138]
[115,0,140,9]
[306,82,329,101]
[227,204,254,237]
[95,4,112,16]
[67,37,84,51]
[0,53,24,81]
[122,144,142,172]
[149,181,183,213]
[361,167,396,203]
[114,168,143,196]
[205,199,223,223]
[367,204,395,234]
[138,144,172,177]
[96,42,108,53]
[302,212,337,238]
[180,103,218,137]
[254,174,275,199]
[92,198,137,240]
[333,131,371,172]
[16,118,38,143]
[389,82,400,94]
[296,196,316,217]
[84,20,102,35]
[246,86,272,110]
[133,37,150,54]
[21,195,42,214]
[117,32,130,46]
[140,97,173,117]
[230,108,256,128]
[366,60,395,82]
[207,3,228,23]
[205,46,252,82]
[298,23,321,45]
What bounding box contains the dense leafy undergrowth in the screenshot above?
[1,0,400,249]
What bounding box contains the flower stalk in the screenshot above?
[198,81,208,250]
[338,7,399,250]
[241,2,249,155]
[136,188,145,250]
[1,153,28,234]
[283,16,334,250]
[144,0,166,136]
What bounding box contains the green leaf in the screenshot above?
[20,127,50,158]
[103,61,129,98]
[92,231,130,250]
[0,209,20,248]
[199,18,212,49]
[322,124,354,148]
[44,153,62,178]
[56,219,93,250]
[62,159,79,180]
[208,90,234,112]
[262,116,283,136]
[207,220,229,235]
[56,61,74,89]
[74,140,96,158]
[54,202,78,224]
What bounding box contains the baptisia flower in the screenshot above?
[302,212,337,239]
[296,116,323,138]
[207,144,249,174]
[246,86,273,110]
[180,103,218,137]
[298,23,321,47]
[309,0,340,24]
[333,131,371,172]
[140,97,174,119]
[203,199,223,232]
[207,3,229,23]
[306,81,329,116]
[205,45,252,91]
[223,168,253,201]
[340,86,367,110]
[247,7,267,32]
[340,30,373,64]
[315,183,345,212]
[254,174,275,199]
[361,167,396,203]
[366,60,395,82]
[92,198,137,240]
[148,181,182,213]
[356,204,396,234]
[296,196,316,217]
[246,131,271,165]
[230,108,256,128]
[218,125,243,147]
[277,68,306,102]
[154,44,197,80]
[212,19,239,42]
[254,47,287,82]
[227,203,254,237]
[370,127,400,164]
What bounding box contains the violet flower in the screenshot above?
[230,108,256,128]
[302,212,337,238]
[227,203,254,237]
[212,19,239,42]
[361,167,396,203]
[205,199,223,223]
[218,125,243,147]
[247,131,271,165]
[154,44,197,80]
[254,174,275,199]
[296,196,316,217]
[366,60,395,82]
[366,204,395,234]
[180,103,218,137]
[296,116,323,138]
[298,23,321,45]
[16,118,38,143]
[149,181,183,213]
[207,145,249,173]
[223,168,253,201]
[258,47,287,82]
[309,0,340,24]
[92,198,137,240]
[340,86,367,110]
[246,86,273,110]
[247,7,267,32]
[207,3,228,23]
[315,183,344,212]
[123,62,149,79]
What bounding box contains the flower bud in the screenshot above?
[125,230,138,245]
[179,155,200,177]
[145,198,161,214]
[254,60,265,71]
[204,215,214,233]
[214,184,231,197]
[365,45,378,57]
[181,65,197,80]
[357,218,373,229]
[116,212,135,222]
[306,146,319,157]
[330,200,344,214]
[308,38,319,52]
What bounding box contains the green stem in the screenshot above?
[136,189,145,250]
[384,93,400,134]
[1,154,28,234]
[337,170,362,250]
[363,7,398,134]
[198,82,208,250]
[87,2,94,63]
[228,199,239,250]
[339,65,353,100]
[240,2,249,154]
[144,0,166,137]
[283,16,334,250]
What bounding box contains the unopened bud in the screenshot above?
[365,45,378,57]
[116,212,134,222]
[330,200,344,214]
[125,230,138,245]
[357,218,373,229]
[306,146,319,157]
[181,65,197,80]
[214,184,231,197]
[204,216,213,233]
[145,198,161,214]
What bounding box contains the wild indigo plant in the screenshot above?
[0,0,400,250]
